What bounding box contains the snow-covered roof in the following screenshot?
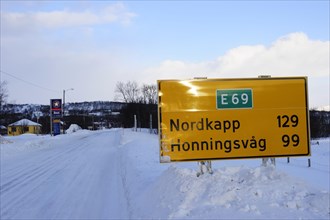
[8,119,42,127]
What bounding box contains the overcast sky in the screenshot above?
[1,1,329,109]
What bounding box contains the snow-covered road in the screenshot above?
[1,129,329,219]
[1,129,128,219]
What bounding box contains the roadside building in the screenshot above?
[7,119,42,136]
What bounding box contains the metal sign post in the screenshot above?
[50,99,62,136]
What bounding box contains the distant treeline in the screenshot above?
[1,105,329,139]
[309,110,330,138]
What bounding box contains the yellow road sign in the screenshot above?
[158,77,310,162]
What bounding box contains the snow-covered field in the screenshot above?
[0,129,329,219]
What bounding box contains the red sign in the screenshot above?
[50,99,62,118]
[51,99,62,110]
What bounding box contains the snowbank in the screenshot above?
[119,131,329,219]
[0,135,12,144]
[0,134,50,158]
[1,129,329,219]
[66,124,82,134]
[133,165,329,219]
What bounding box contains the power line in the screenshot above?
[0,70,59,93]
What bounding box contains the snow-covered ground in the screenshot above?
[0,129,329,219]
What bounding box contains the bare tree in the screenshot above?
[0,81,8,110]
[115,81,140,103]
[141,84,157,104]
[115,82,127,102]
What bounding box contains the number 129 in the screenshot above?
[277,115,299,128]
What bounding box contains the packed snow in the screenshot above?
[65,124,82,134]
[0,129,329,219]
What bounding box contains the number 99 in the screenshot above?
[282,134,300,147]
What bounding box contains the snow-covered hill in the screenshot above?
[1,101,125,116]
[317,105,330,111]
[1,129,329,219]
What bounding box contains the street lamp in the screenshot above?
[63,88,74,134]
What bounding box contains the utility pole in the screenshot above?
[62,89,65,134]
[62,88,74,134]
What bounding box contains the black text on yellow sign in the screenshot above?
[158,77,310,163]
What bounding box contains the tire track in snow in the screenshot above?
[1,141,92,218]
[1,138,83,182]
[1,131,116,219]
[1,133,94,181]
[1,139,90,195]
[118,144,133,219]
